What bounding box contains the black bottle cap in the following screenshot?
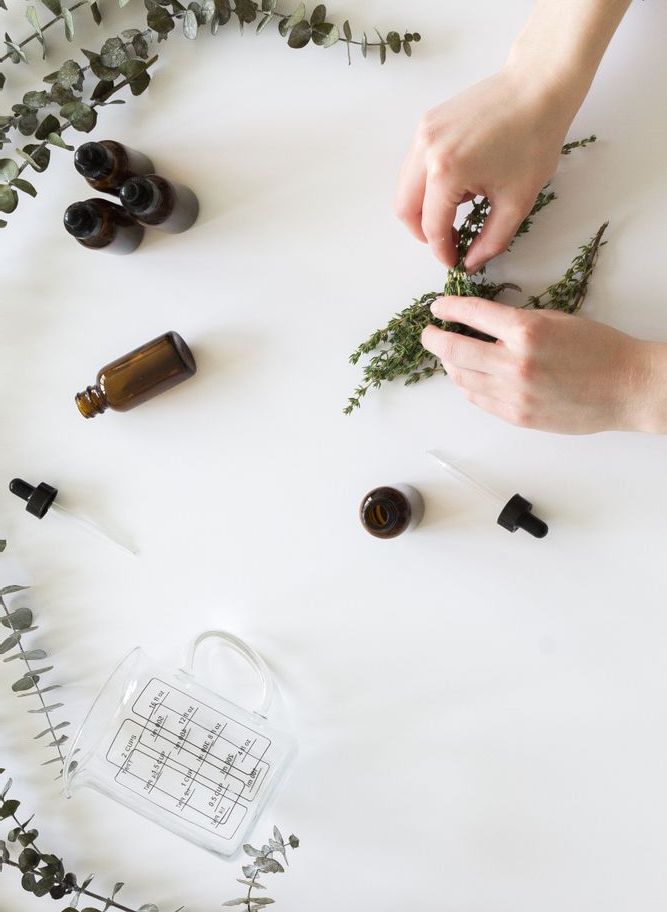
[9,479,58,519]
[63,201,103,239]
[74,142,114,180]
[497,494,548,539]
[119,176,156,214]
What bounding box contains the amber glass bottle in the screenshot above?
[360,485,425,539]
[64,199,144,253]
[74,141,155,195]
[119,175,199,233]
[75,332,196,419]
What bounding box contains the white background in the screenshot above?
[2,1,667,910]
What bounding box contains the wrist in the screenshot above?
[621,341,667,434]
[503,39,592,129]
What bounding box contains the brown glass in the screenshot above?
[121,175,199,233]
[65,198,144,253]
[75,332,196,419]
[76,140,155,195]
[360,485,424,539]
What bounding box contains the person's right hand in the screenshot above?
[394,66,582,273]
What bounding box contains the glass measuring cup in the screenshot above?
[63,631,296,857]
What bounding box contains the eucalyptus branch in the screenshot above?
[1,776,299,912]
[344,136,606,413]
[0,0,103,88]
[0,586,68,770]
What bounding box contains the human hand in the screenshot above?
[421,296,659,434]
[394,67,580,273]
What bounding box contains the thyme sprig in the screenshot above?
[344,136,606,413]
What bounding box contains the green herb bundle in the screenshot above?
[345,136,607,414]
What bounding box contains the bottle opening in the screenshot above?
[120,177,156,213]
[64,202,101,239]
[360,487,409,538]
[74,142,113,179]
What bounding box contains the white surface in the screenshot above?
[2,1,667,910]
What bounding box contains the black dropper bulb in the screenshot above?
[119,176,154,213]
[497,494,548,539]
[63,202,101,239]
[9,479,58,519]
[74,142,113,179]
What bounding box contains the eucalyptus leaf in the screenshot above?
[1,585,29,596]
[0,185,19,212]
[89,0,102,23]
[234,0,257,24]
[287,20,310,48]
[60,100,97,132]
[56,59,84,90]
[100,36,128,67]
[47,131,74,150]
[312,21,338,48]
[62,6,74,40]
[147,7,175,33]
[23,91,50,110]
[0,629,20,650]
[0,159,19,182]
[343,18,351,40]
[386,30,401,53]
[310,3,325,25]
[0,800,20,819]
[25,6,46,59]
[12,673,39,692]
[285,2,304,27]
[213,0,231,24]
[5,647,47,661]
[27,701,64,712]
[34,113,60,140]
[39,0,61,15]
[183,8,198,39]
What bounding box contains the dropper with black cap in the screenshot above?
[63,199,144,254]
[74,140,154,195]
[428,450,549,539]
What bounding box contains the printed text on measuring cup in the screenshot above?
[105,678,272,840]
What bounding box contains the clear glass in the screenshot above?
[63,631,296,857]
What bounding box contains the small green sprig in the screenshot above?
[344,136,605,414]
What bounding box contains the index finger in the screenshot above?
[431,295,522,342]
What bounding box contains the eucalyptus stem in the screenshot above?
[0,0,89,65]
[0,593,66,769]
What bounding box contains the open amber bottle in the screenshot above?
[76,332,196,419]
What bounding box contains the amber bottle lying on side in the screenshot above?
[75,332,197,419]
[63,199,144,254]
[74,140,155,195]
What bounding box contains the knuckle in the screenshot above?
[513,313,542,349]
[416,112,438,146]
[513,354,537,383]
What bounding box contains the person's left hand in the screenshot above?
[421,295,653,434]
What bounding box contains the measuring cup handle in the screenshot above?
[184,630,274,718]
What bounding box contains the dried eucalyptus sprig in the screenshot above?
[0,38,156,225]
[143,0,420,64]
[1,585,69,771]
[344,136,605,413]
[224,829,300,911]
[1,0,103,88]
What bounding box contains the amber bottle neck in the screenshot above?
[75,384,108,418]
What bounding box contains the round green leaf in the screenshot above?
[310,3,325,24]
[147,6,175,33]
[0,186,17,213]
[56,59,84,89]
[287,19,310,48]
[60,101,97,132]
[183,8,198,38]
[0,158,19,183]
